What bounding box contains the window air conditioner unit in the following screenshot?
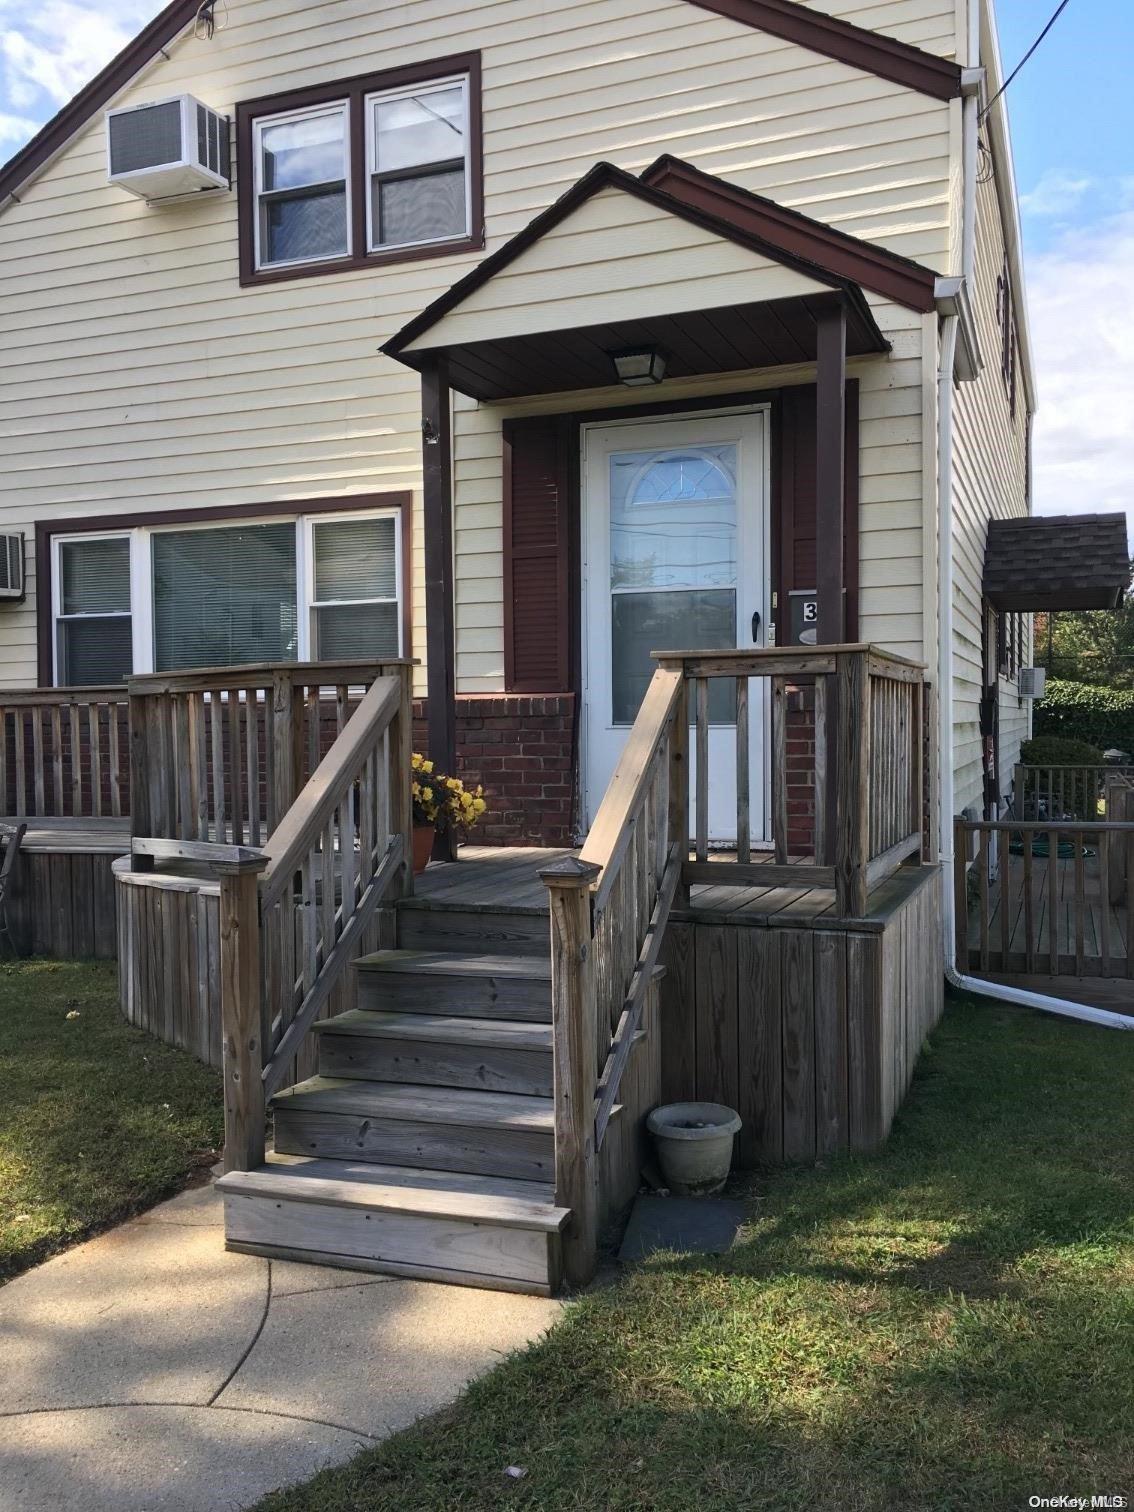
[106,96,230,201]
[0,534,25,601]
[1019,667,1047,700]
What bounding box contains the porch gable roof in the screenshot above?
[382,160,902,401]
[983,513,1130,612]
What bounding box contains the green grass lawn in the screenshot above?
[258,995,1134,1512]
[0,958,223,1281]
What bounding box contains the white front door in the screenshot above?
[581,407,770,842]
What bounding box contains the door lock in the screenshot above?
[751,610,762,644]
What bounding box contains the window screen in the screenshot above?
[152,523,297,671]
[311,516,400,659]
[56,538,133,686]
[256,105,348,268]
[368,80,468,250]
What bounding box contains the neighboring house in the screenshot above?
[0,0,1124,845]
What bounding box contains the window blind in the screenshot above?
[152,523,297,671]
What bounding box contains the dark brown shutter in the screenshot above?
[503,415,572,691]
[775,382,859,638]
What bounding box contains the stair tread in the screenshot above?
[355,949,550,979]
[314,1010,552,1050]
[271,1076,555,1131]
[217,1155,568,1232]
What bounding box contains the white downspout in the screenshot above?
[936,135,1132,1029]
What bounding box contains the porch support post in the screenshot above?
[421,357,458,862]
[815,299,847,864]
[815,299,847,646]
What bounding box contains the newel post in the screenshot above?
[540,856,601,1288]
[217,853,270,1173]
[390,662,415,898]
[834,649,870,917]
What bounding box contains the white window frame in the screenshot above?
[52,531,135,686]
[51,509,403,685]
[252,99,352,273]
[304,508,404,661]
[364,73,471,255]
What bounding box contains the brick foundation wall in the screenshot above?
[413,694,577,847]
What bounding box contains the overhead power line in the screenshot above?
[980,0,1073,123]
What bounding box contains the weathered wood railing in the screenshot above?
[0,686,129,819]
[132,663,414,1174]
[127,660,404,845]
[955,813,1134,980]
[543,643,929,1285]
[1014,763,1134,824]
[658,645,927,916]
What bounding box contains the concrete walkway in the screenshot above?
[0,1180,560,1510]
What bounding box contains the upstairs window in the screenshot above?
[367,77,470,251]
[254,104,349,269]
[237,55,481,284]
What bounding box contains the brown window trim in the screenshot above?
[35,492,413,687]
[235,52,483,289]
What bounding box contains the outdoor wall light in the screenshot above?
[611,349,667,387]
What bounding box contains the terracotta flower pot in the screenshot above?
[412,824,436,875]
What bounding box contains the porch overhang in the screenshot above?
[382,157,922,403]
[983,513,1130,612]
[390,289,887,403]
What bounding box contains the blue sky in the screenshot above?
[0,0,1130,536]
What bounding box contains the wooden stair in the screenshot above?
[217,942,569,1294]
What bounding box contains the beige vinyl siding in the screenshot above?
[949,168,1030,815]
[0,0,953,692]
[806,0,959,58]
[451,293,929,691]
[404,188,846,350]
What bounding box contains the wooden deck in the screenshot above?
[964,843,1132,979]
[415,844,931,933]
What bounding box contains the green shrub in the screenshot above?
[1032,679,1134,754]
[1020,735,1105,767]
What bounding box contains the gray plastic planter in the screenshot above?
[646,1102,742,1196]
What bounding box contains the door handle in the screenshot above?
[751,610,762,644]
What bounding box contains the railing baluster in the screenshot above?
[1074,827,1086,976]
[247,690,261,847]
[1023,825,1035,973]
[998,825,1011,969]
[14,710,26,819]
[210,693,226,844]
[694,676,708,863]
[735,676,750,864]
[772,675,787,865]
[108,701,121,818]
[1099,830,1110,976]
[1048,825,1060,975]
[978,825,990,972]
[814,675,828,865]
[32,706,44,817]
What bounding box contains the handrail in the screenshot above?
[579,664,683,911]
[212,658,413,1166]
[125,658,411,695]
[260,674,400,910]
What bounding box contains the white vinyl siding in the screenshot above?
[0,0,959,695]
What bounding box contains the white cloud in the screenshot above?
[1028,201,1134,548]
[0,2,160,131]
[1019,170,1094,220]
[0,109,38,146]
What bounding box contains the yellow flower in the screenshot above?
[473,797,486,814]
[421,786,433,803]
[422,759,434,773]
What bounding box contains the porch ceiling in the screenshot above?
[983,513,1130,612]
[399,290,887,403]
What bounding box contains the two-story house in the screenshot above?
[1,0,1128,1291]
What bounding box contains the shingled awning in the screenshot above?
[983,513,1130,611]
